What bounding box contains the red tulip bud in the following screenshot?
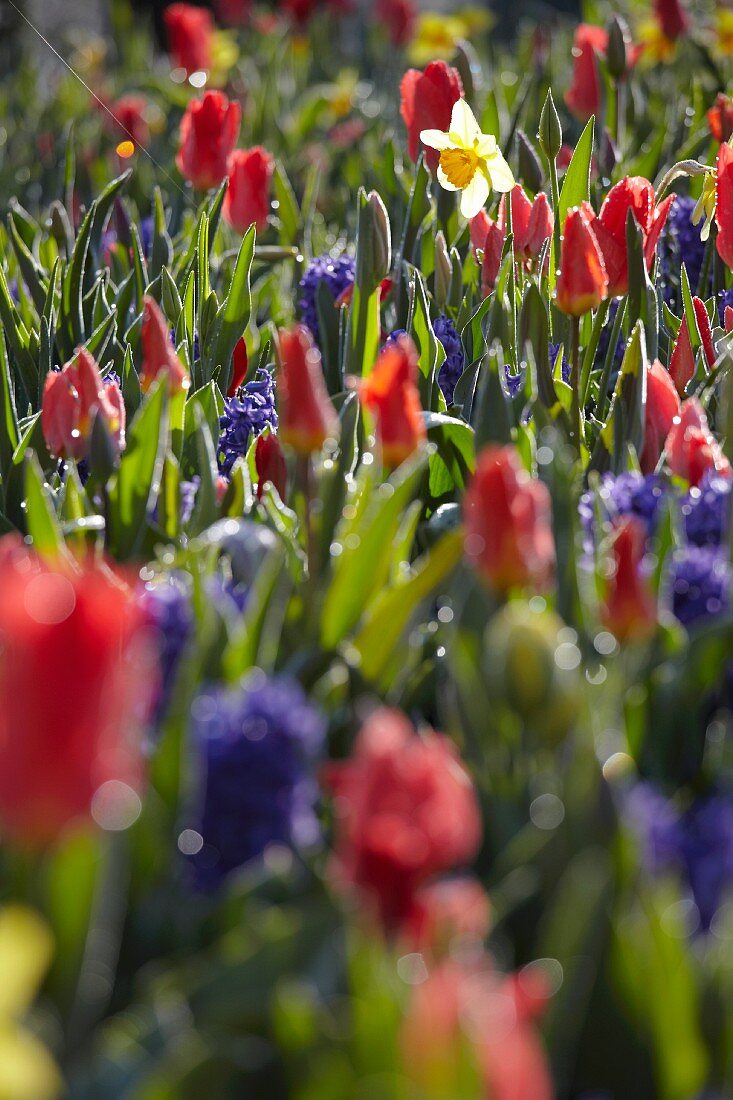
[228,336,249,396]
[360,335,426,468]
[668,297,715,396]
[640,359,680,474]
[278,325,338,455]
[176,90,241,191]
[42,348,125,462]
[666,398,732,487]
[601,518,656,642]
[255,432,288,500]
[223,147,274,236]
[140,296,190,395]
[555,206,608,317]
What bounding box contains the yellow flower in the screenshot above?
[0,906,60,1100]
[716,8,733,56]
[637,19,677,64]
[692,169,717,242]
[408,9,491,64]
[420,98,514,219]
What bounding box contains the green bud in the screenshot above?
[452,39,483,101]
[434,230,452,309]
[517,129,544,194]
[538,89,562,162]
[606,14,630,81]
[356,188,392,290]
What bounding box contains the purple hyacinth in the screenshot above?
[579,473,670,548]
[185,672,326,889]
[660,196,709,304]
[298,252,355,343]
[629,782,733,931]
[180,478,200,526]
[432,315,464,405]
[667,546,732,626]
[140,575,194,729]
[217,368,278,477]
[682,471,732,547]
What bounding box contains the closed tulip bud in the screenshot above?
[725,306,733,334]
[517,129,544,193]
[463,445,555,594]
[176,90,241,191]
[360,335,426,468]
[666,398,732,486]
[140,296,190,395]
[228,336,249,396]
[484,602,580,745]
[42,348,125,462]
[164,2,214,74]
[716,143,733,271]
[606,14,631,80]
[223,146,274,236]
[555,206,608,316]
[434,230,452,308]
[668,297,715,396]
[600,518,657,642]
[538,88,562,161]
[255,432,288,500]
[0,540,154,844]
[640,359,680,474]
[278,325,338,455]
[357,189,392,290]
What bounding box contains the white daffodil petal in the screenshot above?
[476,134,498,157]
[449,97,480,146]
[485,151,515,193]
[419,129,453,151]
[437,164,459,192]
[460,171,490,219]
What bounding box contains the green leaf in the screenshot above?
[24,452,63,556]
[551,116,594,291]
[108,379,168,559]
[207,225,256,390]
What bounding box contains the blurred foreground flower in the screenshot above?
[666,399,731,487]
[641,359,680,474]
[324,708,481,930]
[41,347,125,463]
[464,445,555,593]
[601,518,657,642]
[186,673,325,888]
[278,326,338,455]
[421,98,513,218]
[176,90,241,191]
[0,540,154,843]
[360,334,425,468]
[0,906,60,1100]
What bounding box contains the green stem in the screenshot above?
[504,191,518,371]
[570,314,582,455]
[597,299,626,422]
[548,153,562,283]
[580,298,610,409]
[297,453,318,598]
[614,80,625,154]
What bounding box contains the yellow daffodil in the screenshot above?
[0,906,60,1100]
[716,8,733,56]
[692,169,717,242]
[420,98,514,219]
[408,8,492,64]
[637,20,677,64]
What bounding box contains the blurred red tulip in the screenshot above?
[176,90,241,191]
[401,958,553,1100]
[0,540,154,844]
[668,296,715,396]
[653,0,689,42]
[640,359,680,474]
[565,24,608,121]
[601,518,657,642]
[140,296,190,395]
[223,147,274,235]
[666,398,732,486]
[42,348,125,462]
[214,0,251,25]
[164,3,214,74]
[324,707,481,930]
[109,94,150,148]
[228,336,249,396]
[400,61,463,172]
[255,432,287,500]
[405,878,491,954]
[376,0,415,46]
[556,206,608,316]
[588,177,674,297]
[708,94,733,142]
[716,142,733,270]
[463,445,555,593]
[360,335,426,468]
[278,325,338,454]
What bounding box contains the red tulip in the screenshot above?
[405,878,491,955]
[223,147,274,236]
[716,142,733,271]
[42,348,125,462]
[708,94,733,142]
[360,335,426,469]
[401,958,553,1100]
[725,306,733,334]
[666,398,732,487]
[214,0,252,25]
[376,0,415,46]
[469,210,505,297]
[277,325,338,454]
[555,206,608,317]
[228,336,249,396]
[323,708,481,930]
[600,518,657,642]
[588,177,674,298]
[399,61,463,173]
[109,95,150,148]
[653,0,689,42]
[565,24,608,121]
[176,90,241,191]
[140,296,190,395]
[489,185,554,266]
[463,445,555,593]
[668,296,715,396]
[255,432,287,500]
[0,539,154,844]
[640,359,680,474]
[163,2,214,74]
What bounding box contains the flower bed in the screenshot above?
[1,0,733,1095]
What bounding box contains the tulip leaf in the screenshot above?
[550,116,594,292]
[207,224,256,390]
[0,327,19,489]
[108,377,168,559]
[24,452,63,556]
